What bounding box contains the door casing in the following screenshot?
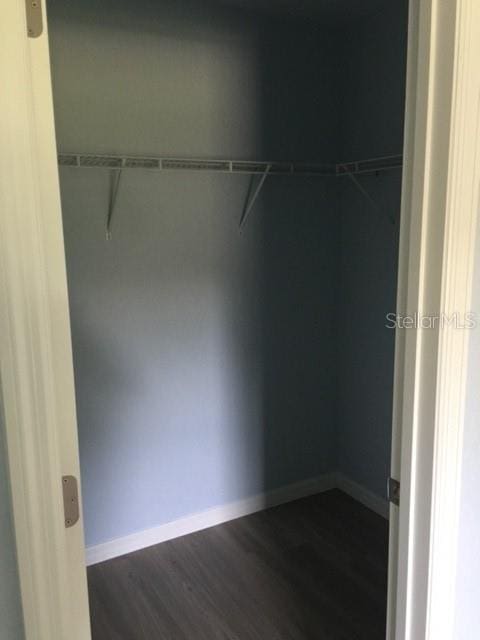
[387,1,480,638]
[0,2,91,639]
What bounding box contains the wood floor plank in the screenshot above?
[87,489,389,640]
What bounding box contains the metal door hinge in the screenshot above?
[388,477,400,506]
[62,476,80,528]
[25,0,43,38]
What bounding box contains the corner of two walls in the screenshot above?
[47,0,339,548]
[333,1,409,500]
[48,0,407,550]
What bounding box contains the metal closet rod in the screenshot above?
[57,152,403,177]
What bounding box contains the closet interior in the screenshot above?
[47,0,408,637]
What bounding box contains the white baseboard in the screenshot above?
[86,472,388,566]
[86,473,337,566]
[335,472,389,520]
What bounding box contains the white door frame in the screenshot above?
[0,1,91,639]
[1,1,479,639]
[386,1,480,639]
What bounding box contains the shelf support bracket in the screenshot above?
[239,164,271,231]
[106,169,123,240]
[339,164,394,225]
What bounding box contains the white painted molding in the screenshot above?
[0,2,91,639]
[87,474,337,565]
[391,2,480,640]
[424,2,480,638]
[86,473,390,566]
[386,2,422,639]
[335,474,389,520]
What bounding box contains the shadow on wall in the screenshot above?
[51,0,340,549]
[336,173,402,498]
[256,179,338,492]
[255,22,339,493]
[335,0,407,498]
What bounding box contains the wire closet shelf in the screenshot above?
[57,152,403,237]
[58,152,402,177]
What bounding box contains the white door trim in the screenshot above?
[388,1,480,639]
[0,1,91,639]
[1,1,479,639]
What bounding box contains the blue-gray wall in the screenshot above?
[47,0,406,547]
[336,2,408,498]
[0,388,25,640]
[47,0,340,547]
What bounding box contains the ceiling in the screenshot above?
[215,0,390,22]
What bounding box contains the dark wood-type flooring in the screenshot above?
[87,489,389,640]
